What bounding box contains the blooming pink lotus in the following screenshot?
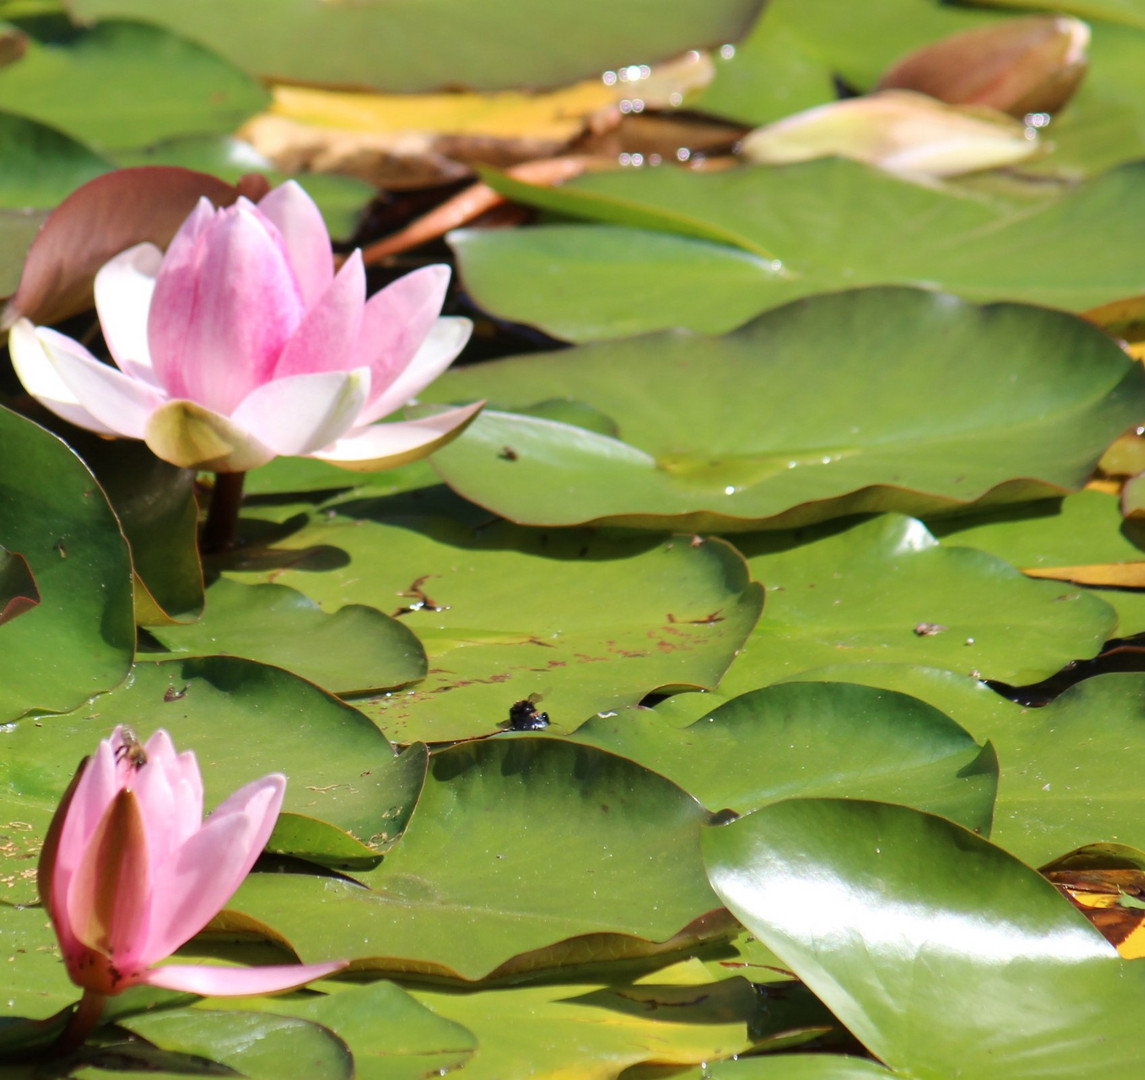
[39,726,343,1031]
[8,181,480,472]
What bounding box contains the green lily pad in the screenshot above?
[148,578,427,694]
[411,965,830,1080]
[232,738,724,980]
[703,798,1145,1079]
[0,207,48,297]
[450,225,791,342]
[230,981,478,1080]
[223,510,762,742]
[424,289,1145,530]
[765,666,1145,866]
[119,1009,352,1080]
[0,109,110,209]
[701,1055,896,1079]
[721,514,1116,693]
[0,405,134,722]
[68,0,765,93]
[0,19,268,153]
[54,429,204,624]
[0,657,416,904]
[462,161,1145,340]
[928,489,1145,638]
[571,680,997,833]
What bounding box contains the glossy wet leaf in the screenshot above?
[0,405,134,722]
[0,658,414,903]
[573,681,996,832]
[69,0,765,93]
[148,578,427,693]
[465,161,1145,339]
[0,110,110,209]
[232,738,723,980]
[703,798,1145,1079]
[721,515,1116,693]
[700,1056,896,1079]
[0,19,268,153]
[223,511,761,742]
[425,289,1145,529]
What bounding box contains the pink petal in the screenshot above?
[94,243,162,387]
[357,264,450,408]
[144,399,277,472]
[8,320,120,436]
[139,959,346,997]
[66,791,152,971]
[54,741,120,892]
[272,251,365,379]
[257,181,333,310]
[315,400,483,471]
[148,202,304,414]
[357,316,472,425]
[141,776,284,961]
[231,368,370,456]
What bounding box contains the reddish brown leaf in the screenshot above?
[877,15,1089,118]
[1,167,258,328]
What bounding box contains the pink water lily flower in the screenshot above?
[39,726,344,1013]
[8,181,480,472]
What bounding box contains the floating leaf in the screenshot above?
[704,798,1145,1079]
[410,965,830,1080]
[232,738,724,980]
[719,515,1116,694]
[0,110,110,209]
[69,0,765,93]
[148,578,427,694]
[425,289,1145,530]
[224,510,761,742]
[0,658,413,904]
[459,160,1145,340]
[0,405,134,722]
[572,681,996,832]
[121,1009,353,1080]
[0,19,268,153]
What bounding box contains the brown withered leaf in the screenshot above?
[1043,846,1145,959]
[877,14,1089,118]
[241,51,713,189]
[2,167,270,328]
[1023,562,1145,587]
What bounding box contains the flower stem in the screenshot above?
[202,471,246,554]
[55,990,107,1056]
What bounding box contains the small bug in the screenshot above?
[115,727,148,769]
[506,694,550,731]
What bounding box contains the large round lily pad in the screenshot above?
[425,288,1145,530]
[460,160,1145,341]
[0,405,134,722]
[232,738,724,980]
[223,508,762,742]
[571,680,997,832]
[704,798,1145,1079]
